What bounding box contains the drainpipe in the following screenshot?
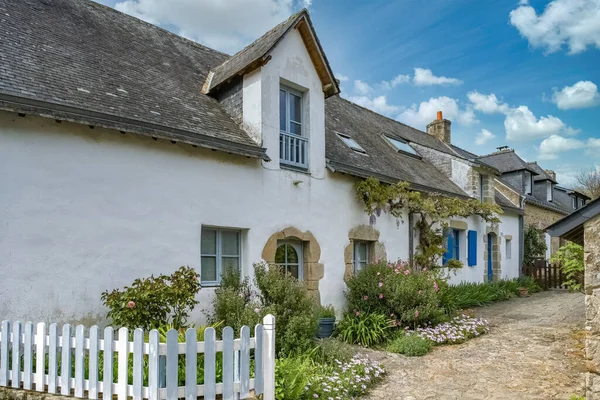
[408,212,414,269]
[519,215,524,277]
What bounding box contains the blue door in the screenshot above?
[487,233,493,282]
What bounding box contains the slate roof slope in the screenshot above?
[325,96,468,197]
[495,191,523,214]
[477,150,538,174]
[528,162,557,183]
[0,0,268,159]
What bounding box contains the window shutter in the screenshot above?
[468,230,477,266]
[443,231,454,265]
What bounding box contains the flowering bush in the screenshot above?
[345,260,446,327]
[305,355,385,399]
[413,315,489,345]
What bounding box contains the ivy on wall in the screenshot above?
[355,177,503,269]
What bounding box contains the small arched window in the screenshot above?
[275,241,303,280]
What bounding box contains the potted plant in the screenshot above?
[317,304,336,338]
[518,287,529,297]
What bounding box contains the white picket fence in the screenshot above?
[0,315,275,399]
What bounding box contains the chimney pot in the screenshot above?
[437,111,443,120]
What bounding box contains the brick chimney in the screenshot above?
[545,169,556,181]
[426,111,451,143]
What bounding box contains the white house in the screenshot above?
[0,0,524,324]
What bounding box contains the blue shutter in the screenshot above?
[443,231,454,265]
[468,230,477,266]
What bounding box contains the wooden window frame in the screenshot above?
[200,227,241,286]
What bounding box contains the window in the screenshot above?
[581,198,586,207]
[201,228,241,285]
[546,181,553,202]
[275,240,303,280]
[385,136,419,156]
[337,133,366,153]
[280,86,308,169]
[443,229,461,265]
[524,172,532,195]
[353,241,370,274]
[506,238,512,259]
[479,174,485,202]
[573,196,578,209]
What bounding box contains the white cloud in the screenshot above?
[348,95,401,116]
[538,135,585,159]
[114,0,308,54]
[413,68,462,86]
[467,91,510,114]
[380,74,411,90]
[353,80,373,95]
[552,80,600,109]
[475,129,496,145]
[504,105,573,141]
[336,74,349,82]
[509,0,600,54]
[397,96,477,129]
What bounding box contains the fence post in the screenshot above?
[262,314,275,400]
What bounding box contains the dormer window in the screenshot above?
[385,136,420,157]
[524,171,532,195]
[337,132,366,154]
[279,85,308,169]
[573,196,578,209]
[546,181,553,202]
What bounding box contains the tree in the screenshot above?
[523,226,547,265]
[576,168,600,199]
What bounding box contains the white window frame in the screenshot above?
[337,132,366,154]
[279,86,303,136]
[506,238,512,260]
[353,241,370,274]
[524,172,532,195]
[275,240,304,280]
[385,135,420,157]
[573,196,578,209]
[547,181,553,202]
[200,227,241,286]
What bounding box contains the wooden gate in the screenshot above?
[522,258,566,290]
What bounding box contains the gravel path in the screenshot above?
[364,290,586,400]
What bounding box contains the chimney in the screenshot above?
[545,169,556,181]
[426,110,451,143]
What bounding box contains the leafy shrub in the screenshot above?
[517,276,542,293]
[444,259,464,269]
[313,338,356,364]
[336,313,392,347]
[209,261,318,357]
[387,333,432,356]
[275,355,314,400]
[551,242,584,291]
[345,260,446,327]
[316,304,336,318]
[101,266,201,330]
[524,226,547,265]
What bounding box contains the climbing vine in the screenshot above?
[355,177,502,269]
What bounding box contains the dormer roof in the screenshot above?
[477,149,539,175]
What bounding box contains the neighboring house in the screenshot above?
[478,147,588,258]
[0,0,522,324]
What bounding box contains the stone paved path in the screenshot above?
[364,291,586,400]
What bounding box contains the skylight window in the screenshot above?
[337,133,366,153]
[386,136,419,156]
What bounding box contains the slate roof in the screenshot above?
[325,96,468,197]
[477,150,538,174]
[546,196,600,245]
[495,191,523,214]
[528,162,557,183]
[0,0,268,159]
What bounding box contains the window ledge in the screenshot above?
[280,164,311,175]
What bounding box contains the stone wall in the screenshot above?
[495,179,521,206]
[586,214,600,398]
[524,204,566,255]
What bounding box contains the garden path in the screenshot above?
[364,290,586,400]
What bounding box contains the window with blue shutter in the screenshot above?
[443,230,461,265]
[467,230,477,266]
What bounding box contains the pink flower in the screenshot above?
[363,295,369,300]
[355,311,361,317]
[403,270,409,275]
[415,310,419,317]
[378,282,383,287]
[127,301,135,309]
[434,281,439,292]
[404,326,410,330]
[379,293,384,299]
[390,313,395,317]
[254,307,261,314]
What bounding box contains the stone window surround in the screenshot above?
[343,225,387,281]
[261,227,323,303]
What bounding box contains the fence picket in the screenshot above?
[12,321,22,389]
[48,323,58,393]
[222,327,234,400]
[89,326,99,399]
[133,328,144,400]
[117,327,128,400]
[254,324,263,395]
[165,329,178,400]
[103,327,114,400]
[204,327,216,400]
[35,322,46,391]
[61,324,72,395]
[23,322,34,390]
[74,325,85,397]
[0,321,8,387]
[263,315,276,400]
[185,328,197,400]
[239,326,250,397]
[148,330,160,400]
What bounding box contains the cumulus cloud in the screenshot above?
[379,74,411,90]
[509,0,600,54]
[397,96,477,129]
[336,74,349,82]
[552,81,600,109]
[467,91,510,114]
[113,0,308,53]
[353,80,373,95]
[475,129,496,145]
[348,95,401,117]
[538,135,585,159]
[413,68,462,86]
[504,106,574,141]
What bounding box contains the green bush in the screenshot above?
[312,338,356,364]
[524,226,547,265]
[387,333,432,356]
[336,313,392,347]
[345,260,446,326]
[275,355,314,400]
[517,276,542,293]
[551,242,584,291]
[101,266,201,330]
[316,304,336,318]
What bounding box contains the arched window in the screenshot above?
[275,240,303,280]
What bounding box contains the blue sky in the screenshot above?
[97,0,600,187]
